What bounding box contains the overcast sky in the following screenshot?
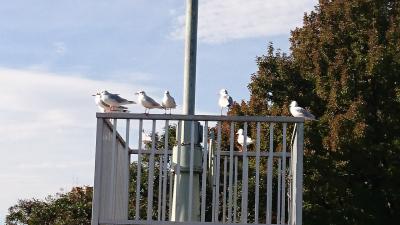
[0,0,317,222]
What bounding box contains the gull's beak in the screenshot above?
[134,92,139,95]
[91,94,96,96]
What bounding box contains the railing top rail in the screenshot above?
[96,113,304,123]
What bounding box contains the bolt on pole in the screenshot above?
[171,0,201,222]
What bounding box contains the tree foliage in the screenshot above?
[229,0,400,224]
[6,186,93,225]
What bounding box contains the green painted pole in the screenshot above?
[171,0,201,222]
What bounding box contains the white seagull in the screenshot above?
[142,129,152,146]
[289,101,316,120]
[237,129,253,150]
[161,90,177,114]
[135,91,163,114]
[100,90,135,111]
[218,89,233,115]
[92,93,128,112]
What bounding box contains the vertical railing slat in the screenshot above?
[147,120,157,221]
[135,119,143,220]
[281,123,287,224]
[288,159,292,225]
[255,122,261,224]
[214,121,222,221]
[266,123,274,224]
[168,155,174,220]
[241,122,249,224]
[233,156,238,223]
[188,120,195,221]
[277,158,282,224]
[157,155,162,220]
[110,119,118,219]
[176,120,182,186]
[162,120,169,221]
[227,122,235,223]
[211,138,216,223]
[288,123,296,225]
[201,121,209,222]
[222,156,228,222]
[124,119,130,218]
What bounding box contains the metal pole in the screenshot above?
[171,0,200,222]
[182,0,198,115]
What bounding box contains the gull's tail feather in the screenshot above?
[126,100,136,104]
[154,102,163,109]
[305,112,317,121]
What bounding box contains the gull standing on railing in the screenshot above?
[135,90,163,114]
[289,101,316,120]
[218,89,233,115]
[289,100,316,149]
[93,93,128,112]
[237,128,253,151]
[161,90,177,114]
[100,90,136,111]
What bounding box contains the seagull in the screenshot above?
[289,101,316,120]
[100,90,135,111]
[218,89,233,115]
[161,90,177,114]
[92,93,128,112]
[135,91,163,114]
[142,129,152,145]
[237,129,253,150]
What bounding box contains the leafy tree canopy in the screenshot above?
[6,186,92,225]
[230,0,400,224]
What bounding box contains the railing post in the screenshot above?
[290,123,304,225]
[91,118,104,225]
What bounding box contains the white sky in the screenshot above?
[0,0,317,222]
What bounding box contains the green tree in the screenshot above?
[230,0,400,224]
[6,186,92,225]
